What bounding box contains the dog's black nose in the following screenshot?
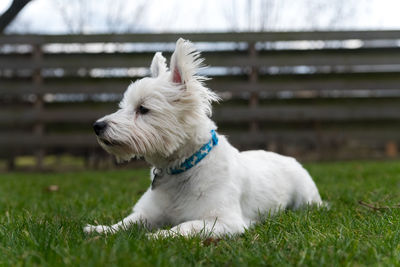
[93,121,107,136]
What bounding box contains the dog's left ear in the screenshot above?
[150,52,168,78]
[170,38,204,85]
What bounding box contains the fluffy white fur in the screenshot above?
[85,38,323,238]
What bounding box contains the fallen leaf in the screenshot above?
[45,185,59,192]
[203,237,222,246]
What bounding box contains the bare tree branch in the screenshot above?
[0,0,32,33]
[358,200,400,212]
[54,0,152,33]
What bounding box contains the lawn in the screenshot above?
[1,161,400,266]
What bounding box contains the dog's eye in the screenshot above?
[138,105,149,115]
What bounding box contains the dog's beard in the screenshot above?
[97,128,179,163]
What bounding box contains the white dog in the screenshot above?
[84,38,323,237]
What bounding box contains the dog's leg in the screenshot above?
[148,219,246,238]
[84,212,146,234]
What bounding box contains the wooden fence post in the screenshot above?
[385,141,398,158]
[7,154,15,171]
[32,43,44,170]
[248,42,259,133]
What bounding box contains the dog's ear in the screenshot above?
[170,38,204,85]
[150,52,168,78]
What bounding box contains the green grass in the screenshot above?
[1,161,400,266]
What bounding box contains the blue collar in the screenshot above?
[151,130,218,189]
[169,129,218,174]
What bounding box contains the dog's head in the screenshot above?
[93,39,219,162]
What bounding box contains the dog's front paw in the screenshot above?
[147,229,177,239]
[84,224,114,234]
[84,224,96,233]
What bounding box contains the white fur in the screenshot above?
[85,38,323,238]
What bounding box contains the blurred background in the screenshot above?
[1,0,400,171]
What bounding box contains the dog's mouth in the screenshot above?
[97,137,137,162]
[98,137,123,147]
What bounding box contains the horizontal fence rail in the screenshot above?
[1,31,400,169]
[3,48,400,69]
[1,30,400,44]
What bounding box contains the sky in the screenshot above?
[1,0,400,33]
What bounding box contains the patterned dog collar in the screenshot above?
[151,130,219,190]
[170,129,218,175]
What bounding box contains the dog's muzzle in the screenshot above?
[93,121,107,136]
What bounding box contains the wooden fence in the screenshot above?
[1,31,400,169]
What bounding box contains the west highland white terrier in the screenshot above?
[84,38,323,238]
